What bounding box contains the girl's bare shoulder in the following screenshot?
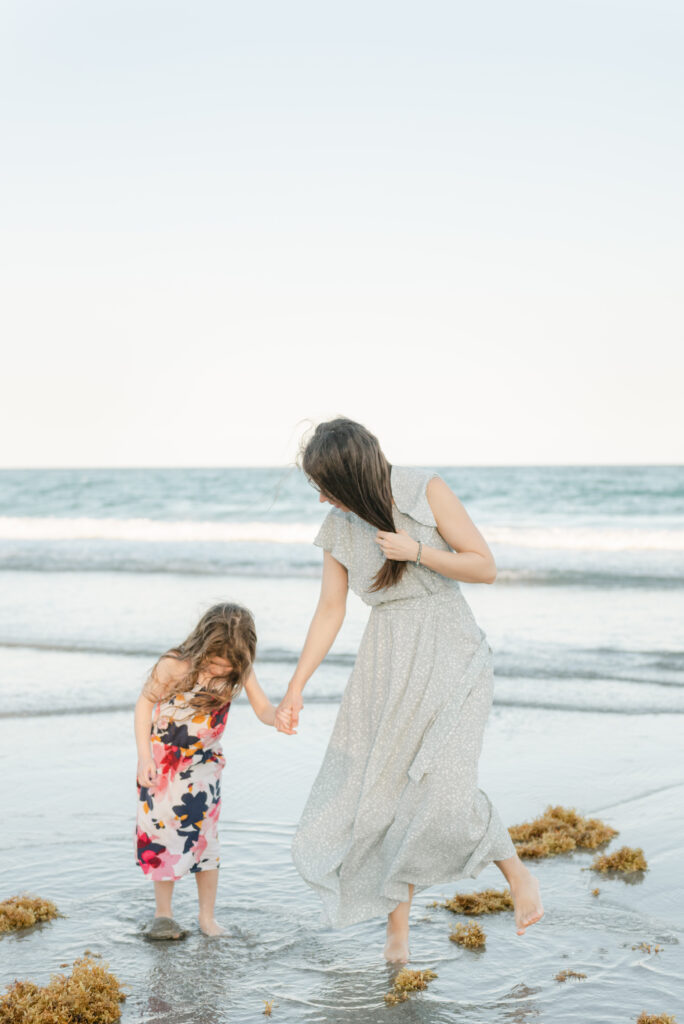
[157,653,191,681]
[143,652,190,700]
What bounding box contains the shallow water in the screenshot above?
[2,705,683,1023]
[1,570,683,717]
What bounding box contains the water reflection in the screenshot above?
[135,936,235,1024]
[498,982,543,1023]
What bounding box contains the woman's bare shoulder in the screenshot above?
[426,474,462,502]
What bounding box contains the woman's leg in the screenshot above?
[153,880,175,918]
[494,853,544,934]
[195,868,226,936]
[384,884,415,962]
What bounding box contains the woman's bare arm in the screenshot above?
[376,476,497,583]
[275,551,348,733]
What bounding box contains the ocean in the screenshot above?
[1,465,682,1022]
[1,465,683,716]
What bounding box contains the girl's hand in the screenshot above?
[275,688,303,735]
[375,528,420,562]
[262,705,278,728]
[137,756,157,788]
[275,707,293,734]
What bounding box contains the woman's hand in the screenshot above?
[137,755,157,788]
[275,687,304,735]
[375,528,420,562]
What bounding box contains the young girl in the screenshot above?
[134,602,276,938]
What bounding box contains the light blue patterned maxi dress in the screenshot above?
[291,465,517,928]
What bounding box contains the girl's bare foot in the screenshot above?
[384,921,410,963]
[508,867,544,935]
[198,916,228,937]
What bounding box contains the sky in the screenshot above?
[1,0,682,467]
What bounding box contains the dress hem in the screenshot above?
[300,830,518,930]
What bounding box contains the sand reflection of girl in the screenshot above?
[275,418,544,961]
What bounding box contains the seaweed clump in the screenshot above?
[632,942,663,954]
[636,1015,678,1024]
[435,888,513,915]
[0,895,60,934]
[449,922,486,949]
[384,968,438,1006]
[555,969,587,982]
[590,846,647,873]
[509,805,618,859]
[0,956,126,1023]
[263,999,276,1016]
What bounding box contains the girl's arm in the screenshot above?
[241,667,277,726]
[134,657,186,786]
[275,551,348,734]
[135,693,157,786]
[375,477,497,584]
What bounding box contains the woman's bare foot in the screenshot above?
[494,852,544,935]
[384,921,410,963]
[384,885,414,961]
[198,916,228,937]
[508,867,544,935]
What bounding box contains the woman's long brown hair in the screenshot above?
[299,417,408,592]
[143,602,256,711]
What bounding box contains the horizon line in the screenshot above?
[0,462,682,471]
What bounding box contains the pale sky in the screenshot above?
[1,0,682,467]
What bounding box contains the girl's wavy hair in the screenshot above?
[298,416,408,592]
[143,602,256,712]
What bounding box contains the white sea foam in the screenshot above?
[0,516,684,551]
[485,525,684,552]
[0,517,318,543]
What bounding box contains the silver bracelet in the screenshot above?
[415,541,423,565]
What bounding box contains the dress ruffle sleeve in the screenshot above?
[313,508,353,571]
[392,467,443,527]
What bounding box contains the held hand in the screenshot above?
[275,706,294,735]
[375,528,420,562]
[137,756,157,788]
[275,687,304,735]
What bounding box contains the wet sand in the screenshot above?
[1,700,683,1023]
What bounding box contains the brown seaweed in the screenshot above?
[0,896,60,934]
[636,1015,678,1024]
[555,969,587,982]
[0,956,126,1023]
[591,888,600,896]
[448,922,486,949]
[590,846,648,873]
[509,805,618,860]
[384,968,438,1006]
[263,999,277,1016]
[433,888,513,915]
[632,942,663,954]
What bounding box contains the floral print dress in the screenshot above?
[136,689,230,880]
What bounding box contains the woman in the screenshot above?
[275,417,543,962]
